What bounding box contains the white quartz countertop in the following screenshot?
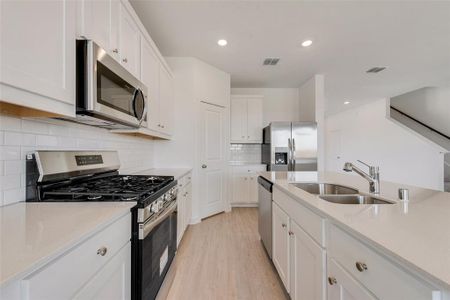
[0,202,136,287]
[131,168,192,180]
[259,171,450,289]
[229,162,266,166]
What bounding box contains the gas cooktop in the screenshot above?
[42,175,174,202]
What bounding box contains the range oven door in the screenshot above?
[76,40,148,128]
[136,202,177,300]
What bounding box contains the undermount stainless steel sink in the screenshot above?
[319,194,394,205]
[291,183,359,195]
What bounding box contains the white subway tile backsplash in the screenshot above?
[21,133,36,146]
[4,132,23,145]
[3,188,25,206]
[229,144,262,163]
[21,119,49,134]
[0,115,22,131]
[36,135,58,147]
[4,160,23,175]
[0,146,21,160]
[0,174,21,190]
[0,113,155,206]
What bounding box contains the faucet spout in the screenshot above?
[343,161,380,194]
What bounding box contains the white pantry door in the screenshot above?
[199,102,227,219]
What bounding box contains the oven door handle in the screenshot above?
[139,201,177,240]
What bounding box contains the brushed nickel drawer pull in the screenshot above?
[355,262,368,272]
[328,277,337,285]
[288,231,294,236]
[97,246,108,256]
[281,223,287,228]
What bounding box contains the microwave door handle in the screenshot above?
[138,98,147,127]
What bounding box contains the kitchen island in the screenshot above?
[259,171,450,299]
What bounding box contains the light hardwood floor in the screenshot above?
[167,208,288,300]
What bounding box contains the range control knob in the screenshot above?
[151,203,159,213]
[158,200,164,209]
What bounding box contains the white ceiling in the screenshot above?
[130,1,450,114]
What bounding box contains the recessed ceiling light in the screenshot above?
[344,101,350,105]
[301,40,313,47]
[217,39,227,46]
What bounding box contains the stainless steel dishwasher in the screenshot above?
[258,176,273,259]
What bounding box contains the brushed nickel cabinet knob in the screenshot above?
[355,262,368,272]
[328,277,337,285]
[97,246,108,256]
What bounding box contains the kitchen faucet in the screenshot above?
[343,160,380,194]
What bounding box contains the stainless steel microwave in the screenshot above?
[71,40,148,129]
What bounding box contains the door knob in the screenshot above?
[202,164,207,169]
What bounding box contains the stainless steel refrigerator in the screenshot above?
[262,122,318,171]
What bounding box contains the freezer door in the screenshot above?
[269,122,292,171]
[292,122,318,171]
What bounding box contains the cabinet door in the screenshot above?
[272,202,290,292]
[141,38,160,131]
[248,172,259,204]
[177,189,185,246]
[230,97,248,142]
[290,221,326,300]
[119,4,140,77]
[1,0,76,107]
[78,0,110,53]
[246,97,263,142]
[327,259,376,300]
[184,182,192,228]
[159,66,174,135]
[231,173,249,204]
[74,243,131,300]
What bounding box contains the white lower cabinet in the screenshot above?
[230,165,266,206]
[176,172,192,246]
[272,202,291,292]
[327,259,376,300]
[290,220,326,300]
[272,187,445,300]
[73,242,131,300]
[1,213,131,300]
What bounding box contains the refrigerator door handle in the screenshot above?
[288,138,292,171]
[292,138,296,170]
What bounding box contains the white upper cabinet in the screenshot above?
[230,97,247,141]
[0,0,76,116]
[230,95,263,143]
[118,4,140,78]
[77,0,119,59]
[140,38,160,131]
[195,59,230,107]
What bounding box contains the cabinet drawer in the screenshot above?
[273,187,325,247]
[22,213,131,300]
[328,224,442,300]
[178,172,192,189]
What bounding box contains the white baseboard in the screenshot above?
[231,203,258,208]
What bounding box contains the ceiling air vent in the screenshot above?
[263,58,280,66]
[366,66,387,73]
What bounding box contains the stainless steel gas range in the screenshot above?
[25,150,177,300]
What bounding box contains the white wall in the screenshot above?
[325,99,445,190]
[298,75,326,171]
[0,114,154,206]
[231,88,300,126]
[391,87,450,137]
